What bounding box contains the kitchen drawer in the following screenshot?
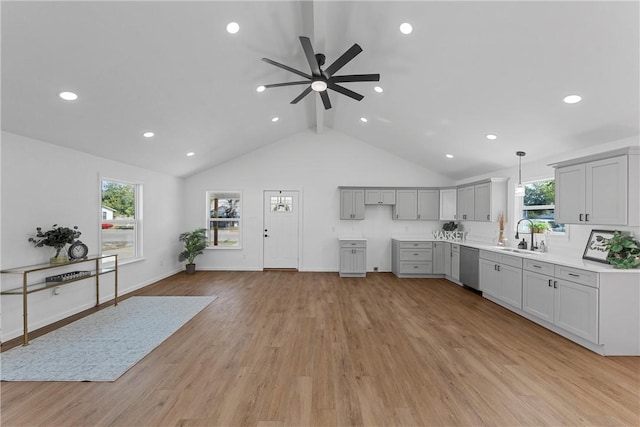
[555,265,598,288]
[523,259,554,275]
[400,249,432,261]
[340,240,367,248]
[399,242,432,249]
[400,262,433,274]
[480,250,500,263]
[500,254,523,269]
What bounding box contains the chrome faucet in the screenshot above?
[515,218,536,251]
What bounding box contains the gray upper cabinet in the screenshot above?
[393,190,418,220]
[555,154,630,225]
[417,190,439,220]
[474,182,491,222]
[457,179,507,222]
[365,189,396,205]
[439,188,457,220]
[340,189,365,220]
[457,185,475,220]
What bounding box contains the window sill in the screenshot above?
[205,246,242,250]
[101,256,146,267]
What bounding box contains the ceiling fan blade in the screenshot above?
[327,82,364,101]
[299,36,321,76]
[331,74,380,83]
[320,91,332,110]
[291,86,313,104]
[264,81,311,88]
[324,43,363,77]
[262,57,311,79]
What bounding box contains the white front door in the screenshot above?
[264,190,299,269]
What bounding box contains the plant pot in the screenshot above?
[185,263,196,275]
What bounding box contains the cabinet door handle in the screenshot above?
[553,281,558,289]
[579,213,584,221]
[568,273,579,277]
[414,253,419,256]
[585,214,589,222]
[533,264,541,269]
[548,279,552,287]
[487,214,490,220]
[417,214,421,219]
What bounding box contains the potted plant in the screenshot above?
[28,224,82,264]
[178,228,207,274]
[600,231,640,269]
[532,222,548,233]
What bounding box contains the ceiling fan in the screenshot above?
[261,36,380,110]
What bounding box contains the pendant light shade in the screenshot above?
[515,151,526,196]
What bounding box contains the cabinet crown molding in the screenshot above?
[549,146,639,169]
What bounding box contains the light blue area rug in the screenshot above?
[0,296,217,382]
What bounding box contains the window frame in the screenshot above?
[205,190,242,249]
[100,177,144,263]
[515,177,566,236]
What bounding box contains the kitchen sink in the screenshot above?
[494,247,542,256]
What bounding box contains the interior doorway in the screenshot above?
[263,190,300,269]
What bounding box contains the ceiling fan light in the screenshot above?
[311,80,327,92]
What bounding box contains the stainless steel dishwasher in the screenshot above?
[460,246,480,290]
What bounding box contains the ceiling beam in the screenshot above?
[312,0,327,133]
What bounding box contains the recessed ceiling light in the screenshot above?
[360,117,368,123]
[400,23,413,35]
[186,152,195,157]
[271,117,279,122]
[142,131,154,138]
[256,85,266,93]
[59,91,78,101]
[563,94,582,104]
[445,154,454,159]
[486,134,497,140]
[226,22,239,34]
[374,86,383,93]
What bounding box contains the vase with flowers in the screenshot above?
[497,213,507,246]
[28,224,82,264]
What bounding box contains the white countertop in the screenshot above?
[392,236,639,274]
[338,236,367,241]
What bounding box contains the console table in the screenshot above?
[1,254,118,345]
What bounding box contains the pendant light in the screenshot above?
[515,151,526,196]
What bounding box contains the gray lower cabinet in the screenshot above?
[443,242,452,277]
[522,260,598,343]
[339,239,366,277]
[392,240,433,277]
[433,242,445,274]
[479,250,523,309]
[451,244,460,281]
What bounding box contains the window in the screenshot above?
[206,191,241,248]
[518,179,565,234]
[101,179,143,261]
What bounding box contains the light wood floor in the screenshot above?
[1,271,638,426]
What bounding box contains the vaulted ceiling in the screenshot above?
[2,1,638,179]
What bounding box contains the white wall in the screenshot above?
[184,129,454,272]
[0,131,185,341]
[456,135,640,257]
